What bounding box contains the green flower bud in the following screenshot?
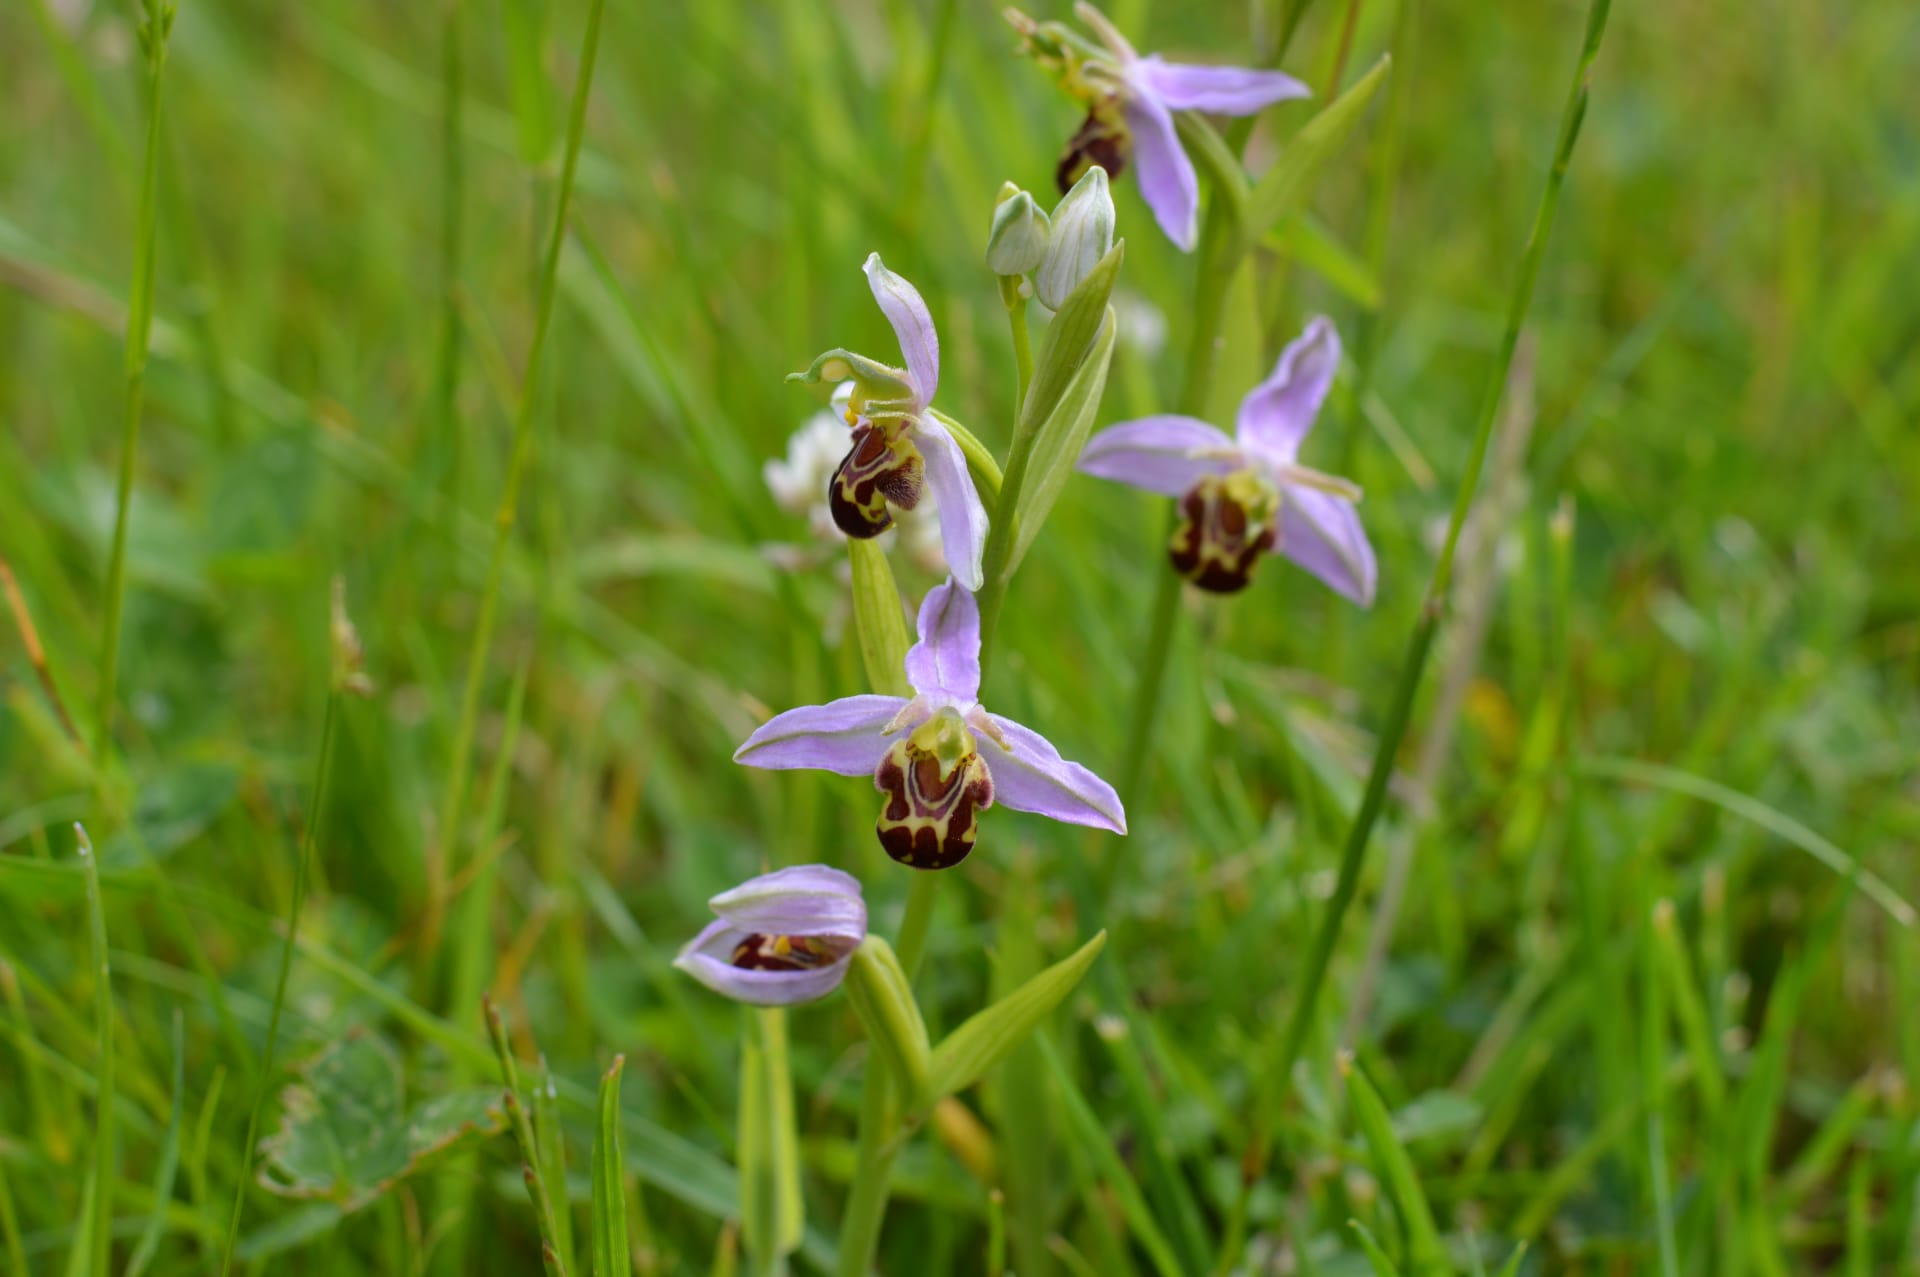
[1034,166,1115,310]
[986,189,1051,277]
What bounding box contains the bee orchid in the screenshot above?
[735,580,1125,869]
[1079,316,1375,602]
[791,255,991,590]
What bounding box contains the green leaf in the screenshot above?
[927,931,1106,1100]
[739,1009,802,1266]
[1037,1034,1185,1277]
[127,1012,186,1277]
[258,1029,506,1214]
[1203,258,1263,427]
[1494,1242,1529,1277]
[1247,56,1392,240]
[1390,1090,1484,1148]
[847,540,911,697]
[592,1055,630,1277]
[1005,307,1115,574]
[843,938,933,1106]
[501,0,555,166]
[1351,1220,1407,1276]
[1343,1054,1449,1275]
[927,407,1005,505]
[1020,241,1123,441]
[1269,212,1384,310]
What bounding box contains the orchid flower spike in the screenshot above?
[735,580,1125,869]
[789,254,990,590]
[674,865,867,1005]
[1079,316,1376,602]
[1009,3,1310,251]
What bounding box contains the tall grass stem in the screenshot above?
[429,0,606,959]
[220,689,339,1275]
[94,1,171,764]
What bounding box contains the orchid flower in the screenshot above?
[791,254,990,591]
[1011,3,1310,251]
[735,580,1125,869]
[674,865,867,1005]
[1079,315,1376,602]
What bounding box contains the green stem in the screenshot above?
[1111,549,1182,816]
[1004,278,1034,415]
[1110,186,1247,811]
[221,690,339,1275]
[94,1,170,764]
[429,0,605,959]
[77,824,113,1277]
[433,0,466,509]
[835,1055,897,1277]
[893,872,940,980]
[832,861,940,1276]
[1233,0,1611,1234]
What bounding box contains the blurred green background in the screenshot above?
[2,0,1917,1272]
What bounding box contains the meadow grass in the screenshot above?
[3,1,1918,1274]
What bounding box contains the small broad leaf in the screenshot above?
[259,1029,505,1213]
[1390,1089,1483,1147]
[1005,308,1116,575]
[1247,56,1392,240]
[927,931,1105,1100]
[1020,241,1124,441]
[847,540,911,697]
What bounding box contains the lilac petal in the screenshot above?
[1237,316,1341,460]
[977,713,1127,834]
[733,694,909,775]
[904,580,981,702]
[1132,56,1311,115]
[709,864,867,941]
[1123,92,1200,251]
[1077,416,1238,496]
[912,419,989,592]
[864,253,939,407]
[675,921,855,1006]
[1277,485,1377,606]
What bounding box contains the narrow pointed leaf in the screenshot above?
[1037,1034,1184,1277]
[1247,56,1391,239]
[847,540,911,697]
[1006,309,1116,574]
[1351,1220,1406,1276]
[1020,242,1123,439]
[928,931,1106,1100]
[1343,1053,1447,1274]
[592,1056,630,1277]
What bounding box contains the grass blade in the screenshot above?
[76,824,113,1277]
[593,1055,631,1277]
[1343,1054,1447,1274]
[1036,1035,1184,1277]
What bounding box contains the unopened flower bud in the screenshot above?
[986,189,1050,276]
[1034,166,1114,309]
